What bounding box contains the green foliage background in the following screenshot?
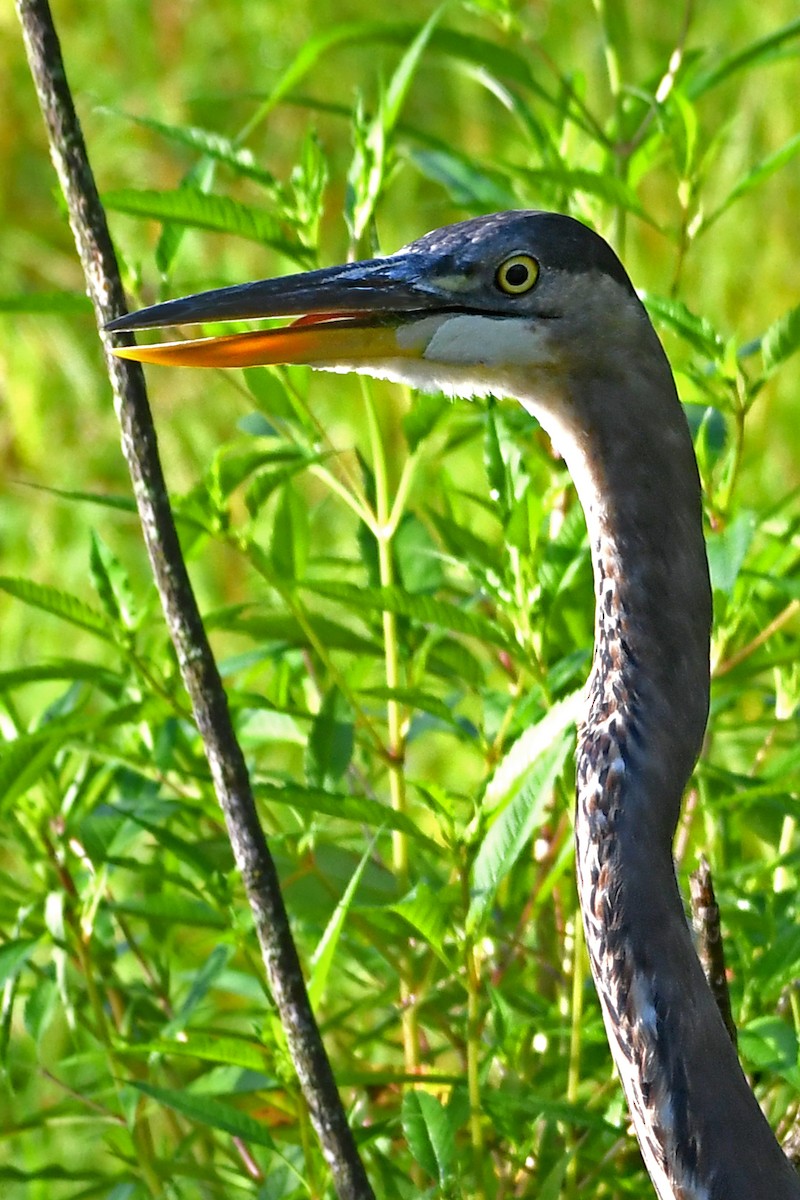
[2,1,800,1197]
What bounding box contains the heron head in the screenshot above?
[106,211,650,406]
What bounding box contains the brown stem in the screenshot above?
[15,3,374,1197]
[689,855,738,1048]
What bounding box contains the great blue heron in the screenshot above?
[107,211,800,1199]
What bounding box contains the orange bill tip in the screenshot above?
[110,321,417,369]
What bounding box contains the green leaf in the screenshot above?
[762,303,800,375]
[689,18,800,97]
[0,577,114,641]
[89,530,137,629]
[515,165,647,217]
[358,685,457,727]
[214,606,381,656]
[739,1017,798,1074]
[642,294,725,359]
[484,401,508,517]
[270,484,309,580]
[538,1148,577,1200]
[156,156,217,277]
[699,133,800,233]
[245,454,325,518]
[109,895,227,929]
[305,687,354,789]
[163,946,233,1036]
[100,108,279,188]
[126,1035,269,1073]
[130,1080,276,1149]
[308,838,375,1007]
[0,660,120,692]
[0,291,91,315]
[409,148,517,209]
[402,390,450,450]
[469,695,580,930]
[0,733,65,813]
[256,782,433,845]
[391,881,450,958]
[0,938,39,987]
[383,9,444,134]
[395,515,445,594]
[401,1089,455,1184]
[15,482,138,515]
[103,188,312,263]
[299,579,515,650]
[707,512,756,595]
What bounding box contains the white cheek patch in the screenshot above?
[310,313,564,403]
[420,313,558,369]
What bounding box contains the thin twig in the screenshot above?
[689,855,738,1047]
[15,3,374,1196]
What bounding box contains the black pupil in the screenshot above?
[504,262,529,287]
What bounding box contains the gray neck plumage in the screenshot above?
[520,320,800,1199]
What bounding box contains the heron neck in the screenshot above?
[528,363,800,1199]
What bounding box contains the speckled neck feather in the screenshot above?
[554,341,800,1199]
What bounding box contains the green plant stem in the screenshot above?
[364,385,420,1076]
[464,926,487,1200]
[47,837,163,1195]
[566,911,586,1192]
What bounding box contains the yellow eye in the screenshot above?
[496,254,539,295]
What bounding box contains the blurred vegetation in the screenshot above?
[3,1,800,1197]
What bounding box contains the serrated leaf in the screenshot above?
[103,188,312,263]
[17,482,138,515]
[212,607,381,656]
[100,108,279,188]
[426,637,486,688]
[762,303,800,375]
[402,390,450,450]
[739,1017,798,1073]
[402,1089,455,1184]
[244,452,326,518]
[426,509,503,577]
[358,685,457,727]
[255,783,433,845]
[0,733,64,813]
[707,512,757,595]
[395,515,445,594]
[0,577,114,641]
[308,839,374,1007]
[156,156,217,277]
[0,660,120,692]
[642,294,725,359]
[484,402,508,515]
[164,946,232,1036]
[0,939,39,987]
[305,687,353,789]
[689,18,800,98]
[391,881,449,957]
[299,579,514,650]
[270,484,309,580]
[699,133,800,234]
[109,895,227,928]
[0,291,91,315]
[130,1080,275,1148]
[409,148,517,209]
[126,1035,269,1073]
[469,700,578,929]
[89,530,137,629]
